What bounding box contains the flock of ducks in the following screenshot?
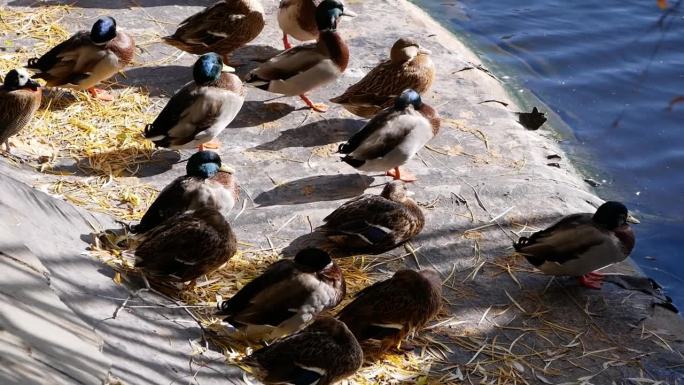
[0,0,639,383]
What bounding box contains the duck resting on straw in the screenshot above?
[246,0,352,112]
[277,0,356,50]
[162,0,265,66]
[0,69,41,153]
[131,150,238,234]
[241,317,363,385]
[338,89,440,182]
[331,38,435,118]
[26,16,135,101]
[514,201,638,289]
[217,248,345,342]
[144,53,244,150]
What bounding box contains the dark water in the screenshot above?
[414,0,684,306]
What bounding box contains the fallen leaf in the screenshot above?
[657,0,668,10]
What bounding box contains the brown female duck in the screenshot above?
[26,16,134,100]
[317,181,424,255]
[162,0,265,65]
[337,269,442,352]
[514,201,638,289]
[331,38,435,118]
[242,316,363,385]
[217,248,345,341]
[0,69,41,153]
[131,151,238,234]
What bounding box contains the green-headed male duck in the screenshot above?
[331,38,435,118]
[337,269,442,353]
[514,201,638,289]
[0,69,41,153]
[242,316,363,385]
[143,53,244,150]
[163,0,265,66]
[26,16,135,101]
[246,0,352,112]
[338,89,440,182]
[278,0,356,50]
[317,181,424,255]
[217,248,345,342]
[131,150,238,234]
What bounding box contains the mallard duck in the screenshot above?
[338,89,440,182]
[131,151,238,234]
[162,0,265,65]
[26,16,135,101]
[514,201,638,289]
[317,181,424,255]
[217,248,345,341]
[242,316,363,385]
[246,0,352,112]
[0,69,41,153]
[337,269,442,352]
[278,0,356,50]
[143,53,244,150]
[132,207,237,284]
[331,38,435,118]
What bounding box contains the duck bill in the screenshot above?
[418,47,432,55]
[405,190,416,197]
[341,10,357,17]
[221,64,236,73]
[219,164,235,174]
[626,214,640,224]
[26,79,41,91]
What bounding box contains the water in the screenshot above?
[414,0,684,306]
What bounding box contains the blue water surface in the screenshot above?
[413,0,684,306]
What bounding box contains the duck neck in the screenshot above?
[318,30,349,72]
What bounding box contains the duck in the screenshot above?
[0,69,41,153]
[278,0,356,50]
[143,53,244,150]
[514,201,638,289]
[26,16,135,101]
[246,0,352,112]
[217,248,345,341]
[131,207,237,285]
[241,316,363,385]
[337,269,442,352]
[338,89,440,182]
[317,181,424,255]
[331,38,435,118]
[131,150,238,234]
[162,0,265,66]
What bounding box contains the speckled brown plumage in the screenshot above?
[337,269,442,352]
[331,38,435,118]
[0,84,41,147]
[242,317,363,385]
[163,0,265,59]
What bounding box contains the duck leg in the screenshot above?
[578,271,605,289]
[386,167,417,182]
[299,94,328,112]
[198,140,221,151]
[87,87,114,101]
[283,33,292,50]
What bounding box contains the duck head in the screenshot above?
[394,89,423,110]
[390,38,431,62]
[193,53,223,86]
[315,0,356,32]
[186,150,232,178]
[294,248,333,273]
[91,16,117,45]
[381,181,414,202]
[593,201,636,229]
[3,69,40,91]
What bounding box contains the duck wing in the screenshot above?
[0,88,39,140]
[248,42,325,82]
[338,108,407,157]
[132,176,194,234]
[331,60,399,105]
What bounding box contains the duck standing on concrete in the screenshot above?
[278,0,356,50]
[131,206,237,285]
[131,151,238,234]
[338,89,440,182]
[331,38,435,118]
[217,248,345,341]
[162,0,265,66]
[514,201,638,289]
[0,69,41,153]
[246,0,352,112]
[317,181,424,255]
[242,316,363,385]
[26,16,135,101]
[143,53,244,150]
[337,269,442,352]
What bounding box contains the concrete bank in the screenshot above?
[0,0,682,384]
